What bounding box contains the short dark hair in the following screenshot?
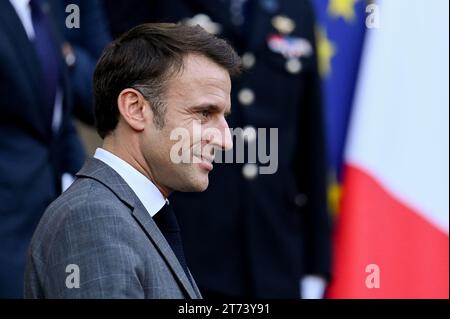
[93,23,242,138]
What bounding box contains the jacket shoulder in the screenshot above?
[29,177,134,256]
[52,176,130,217]
[25,177,150,298]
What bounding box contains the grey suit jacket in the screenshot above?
[24,158,202,299]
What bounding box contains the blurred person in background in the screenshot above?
[103,0,331,299]
[0,0,110,298]
[102,0,154,38]
[63,0,111,126]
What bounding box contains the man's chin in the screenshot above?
[191,173,210,192]
[177,175,209,192]
[194,178,209,192]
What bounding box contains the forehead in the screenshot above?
[166,54,232,104]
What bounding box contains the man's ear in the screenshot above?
[117,88,150,132]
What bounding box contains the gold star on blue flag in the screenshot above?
[312,0,366,214]
[328,0,360,22]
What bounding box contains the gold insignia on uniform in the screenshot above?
[271,15,296,35]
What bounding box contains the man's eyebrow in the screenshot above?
[190,104,232,116]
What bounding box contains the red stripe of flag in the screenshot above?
[327,164,449,298]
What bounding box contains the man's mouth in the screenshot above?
[193,154,214,171]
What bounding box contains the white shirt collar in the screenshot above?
[9,0,35,39]
[9,0,30,11]
[93,148,166,217]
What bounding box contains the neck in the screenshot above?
[102,135,172,198]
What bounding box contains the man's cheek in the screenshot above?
[169,126,192,164]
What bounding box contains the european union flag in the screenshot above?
[311,0,367,211]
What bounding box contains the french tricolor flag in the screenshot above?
[328,0,449,298]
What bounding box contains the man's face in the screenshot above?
[141,54,233,194]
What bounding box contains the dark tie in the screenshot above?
[29,0,59,122]
[153,203,192,283]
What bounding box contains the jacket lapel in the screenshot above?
[45,0,72,135]
[76,158,200,299]
[0,0,47,123]
[188,269,203,298]
[0,0,70,136]
[132,204,200,299]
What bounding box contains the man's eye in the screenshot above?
[200,110,210,118]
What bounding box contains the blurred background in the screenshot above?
[0,0,448,299]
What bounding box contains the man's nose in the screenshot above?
[219,118,233,151]
[207,117,233,151]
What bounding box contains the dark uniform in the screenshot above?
[104,0,331,298]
